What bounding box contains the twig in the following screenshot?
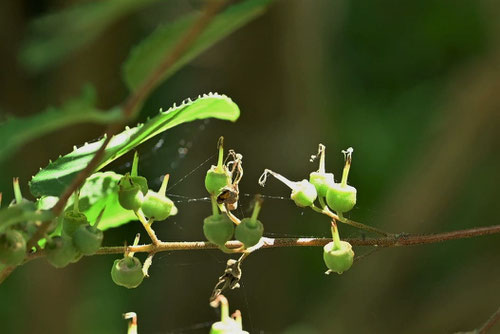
[20,224,500,260]
[0,0,228,284]
[478,305,500,334]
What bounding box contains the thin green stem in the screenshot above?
[123,312,138,334]
[318,144,326,174]
[211,196,219,216]
[12,178,23,204]
[127,233,141,257]
[134,210,160,245]
[216,136,224,171]
[318,196,327,210]
[331,221,341,250]
[131,151,139,177]
[159,174,169,196]
[340,149,352,187]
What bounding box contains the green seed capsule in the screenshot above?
[0,230,27,266]
[62,211,89,237]
[111,256,144,289]
[205,167,232,196]
[205,136,231,196]
[73,225,104,255]
[323,240,354,274]
[118,174,144,211]
[45,236,80,268]
[325,183,357,213]
[235,218,263,248]
[291,180,317,207]
[309,172,335,198]
[203,214,234,246]
[141,190,175,220]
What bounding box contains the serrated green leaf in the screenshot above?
[30,93,240,197]
[123,0,272,91]
[20,0,158,72]
[0,85,122,162]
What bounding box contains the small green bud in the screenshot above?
[291,180,318,207]
[205,168,232,196]
[325,183,357,213]
[0,230,26,266]
[235,197,264,248]
[259,170,317,208]
[323,240,354,274]
[235,218,263,248]
[205,137,232,196]
[111,256,144,289]
[203,214,234,246]
[73,225,103,255]
[309,172,335,198]
[45,236,80,268]
[62,211,89,237]
[118,173,144,211]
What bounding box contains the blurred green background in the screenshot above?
[1,0,499,333]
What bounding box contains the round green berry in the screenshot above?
[118,174,144,211]
[111,256,144,289]
[0,230,27,266]
[62,211,89,237]
[323,240,354,274]
[45,236,80,268]
[290,180,317,207]
[325,183,357,213]
[205,167,231,196]
[141,190,175,220]
[235,218,263,248]
[203,214,234,246]
[73,225,103,255]
[309,172,335,198]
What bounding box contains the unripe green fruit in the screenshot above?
[0,230,27,266]
[62,211,89,237]
[325,183,357,213]
[290,180,317,207]
[235,218,263,248]
[141,190,175,220]
[131,175,148,195]
[203,214,234,246]
[323,240,354,274]
[45,236,80,268]
[118,174,144,211]
[309,172,335,198]
[205,166,231,196]
[111,256,144,289]
[73,225,103,255]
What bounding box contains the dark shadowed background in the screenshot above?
[0,0,499,333]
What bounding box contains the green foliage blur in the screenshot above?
[0,0,499,333]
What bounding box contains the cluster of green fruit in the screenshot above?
[203,138,264,252]
[46,200,104,268]
[117,152,177,220]
[0,178,103,270]
[259,144,356,274]
[113,152,180,289]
